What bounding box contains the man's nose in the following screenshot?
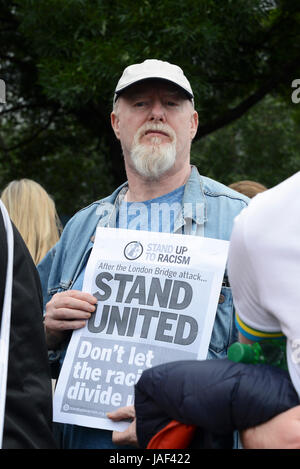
[148,100,166,122]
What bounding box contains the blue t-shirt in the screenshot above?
[117,184,184,232]
[60,185,185,449]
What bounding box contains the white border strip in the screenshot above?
[0,201,14,448]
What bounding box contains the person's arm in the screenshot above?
[108,387,300,450]
[236,331,300,450]
[44,289,97,349]
[241,405,300,449]
[238,331,254,344]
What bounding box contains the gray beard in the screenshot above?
[129,126,177,180]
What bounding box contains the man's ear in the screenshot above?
[111,111,120,140]
[190,110,198,140]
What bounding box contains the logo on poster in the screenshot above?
[124,241,144,261]
[124,241,143,260]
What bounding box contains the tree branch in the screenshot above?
[195,59,300,139]
[1,107,59,152]
[0,103,37,116]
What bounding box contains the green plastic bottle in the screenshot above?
[227,338,287,370]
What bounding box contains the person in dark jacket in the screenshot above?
[108,358,300,449]
[0,205,56,448]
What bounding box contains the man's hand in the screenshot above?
[107,405,138,447]
[242,405,300,449]
[44,290,97,349]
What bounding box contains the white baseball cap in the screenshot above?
[114,59,194,103]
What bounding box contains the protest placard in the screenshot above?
[53,227,229,431]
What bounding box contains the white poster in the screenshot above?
[53,227,229,431]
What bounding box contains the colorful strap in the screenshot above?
[235,311,284,342]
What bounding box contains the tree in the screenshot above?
[0,0,300,215]
[191,94,300,188]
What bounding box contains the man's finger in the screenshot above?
[107,405,135,421]
[51,291,97,311]
[60,289,98,303]
[112,421,138,447]
[112,428,130,444]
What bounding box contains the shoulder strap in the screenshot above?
[0,200,14,448]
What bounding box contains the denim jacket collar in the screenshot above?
[174,166,206,235]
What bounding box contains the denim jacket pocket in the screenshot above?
[207,286,237,359]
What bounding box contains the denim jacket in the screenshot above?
[38,166,248,359]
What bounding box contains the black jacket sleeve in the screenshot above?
[135,359,299,448]
[0,212,56,448]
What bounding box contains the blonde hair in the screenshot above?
[229,180,267,199]
[1,179,62,264]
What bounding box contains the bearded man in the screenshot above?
[38,59,249,449]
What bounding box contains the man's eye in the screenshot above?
[166,101,178,106]
[134,101,146,107]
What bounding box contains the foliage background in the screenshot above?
[0,0,300,219]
